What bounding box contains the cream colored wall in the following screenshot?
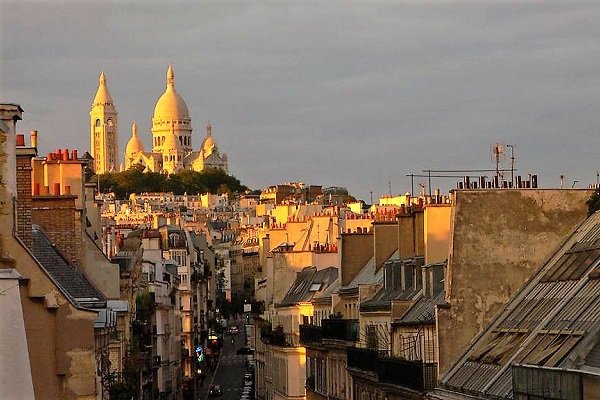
[9,238,99,400]
[0,271,35,400]
[392,325,437,363]
[312,251,339,269]
[256,203,274,217]
[398,210,424,259]
[424,203,451,264]
[82,234,120,299]
[437,189,593,375]
[341,217,373,234]
[273,303,314,337]
[359,311,390,351]
[313,301,332,325]
[272,253,307,306]
[336,293,358,319]
[373,222,398,271]
[327,351,350,400]
[271,347,307,400]
[340,233,373,287]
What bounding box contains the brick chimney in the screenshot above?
[32,193,78,265]
[31,146,86,266]
[15,133,36,248]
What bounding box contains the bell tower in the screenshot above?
[90,71,119,173]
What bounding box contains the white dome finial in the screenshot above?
[167,64,174,88]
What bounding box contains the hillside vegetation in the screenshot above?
[92,166,248,199]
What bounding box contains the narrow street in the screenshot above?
[197,327,252,400]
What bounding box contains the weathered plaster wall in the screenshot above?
[272,253,306,306]
[424,204,452,264]
[82,234,120,299]
[340,233,373,286]
[398,211,425,259]
[373,222,398,272]
[437,189,592,375]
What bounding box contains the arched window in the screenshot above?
[107,118,114,127]
[95,119,101,127]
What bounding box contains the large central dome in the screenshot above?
[153,65,190,121]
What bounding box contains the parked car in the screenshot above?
[229,326,240,334]
[209,384,222,397]
[236,346,253,355]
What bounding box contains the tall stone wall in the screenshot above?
[437,189,592,375]
[340,233,373,286]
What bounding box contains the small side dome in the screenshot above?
[125,121,145,154]
[202,121,217,154]
[203,136,215,153]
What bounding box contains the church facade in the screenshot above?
[91,65,228,175]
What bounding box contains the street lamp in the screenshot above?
[506,144,515,188]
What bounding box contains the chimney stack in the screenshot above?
[30,130,37,149]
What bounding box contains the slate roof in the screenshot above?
[32,225,106,309]
[437,212,600,399]
[313,277,341,302]
[277,266,338,307]
[338,251,389,295]
[360,256,425,312]
[393,290,446,326]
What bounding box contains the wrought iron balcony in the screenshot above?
[299,324,322,345]
[322,318,359,342]
[378,357,437,390]
[347,347,437,391]
[347,347,379,373]
[260,329,299,347]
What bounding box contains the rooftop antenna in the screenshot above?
[491,142,506,181]
[388,181,392,197]
[419,182,427,197]
[506,144,515,187]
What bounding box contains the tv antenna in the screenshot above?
[491,142,506,179]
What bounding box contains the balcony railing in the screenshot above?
[347,347,437,391]
[322,319,359,341]
[299,324,322,345]
[261,330,300,347]
[347,347,379,373]
[378,357,437,390]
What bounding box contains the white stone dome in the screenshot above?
[125,121,145,154]
[153,65,190,121]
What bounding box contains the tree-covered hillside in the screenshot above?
[92,166,249,199]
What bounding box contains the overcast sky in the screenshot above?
[2,1,600,202]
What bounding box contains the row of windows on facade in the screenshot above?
[154,135,191,147]
[95,118,114,127]
[94,140,115,151]
[154,120,190,127]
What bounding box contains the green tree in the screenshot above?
[95,167,248,199]
[587,189,600,216]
